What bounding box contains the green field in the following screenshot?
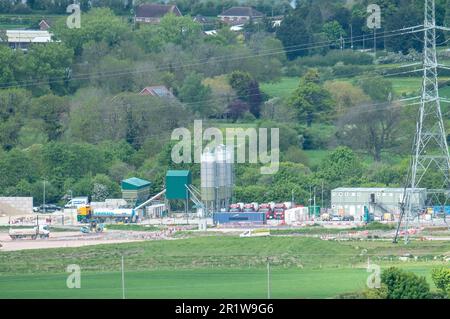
[260,76,450,100]
[260,77,299,99]
[0,236,448,298]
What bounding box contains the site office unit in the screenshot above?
[330,187,427,220]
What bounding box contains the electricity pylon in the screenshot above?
[394,0,450,244]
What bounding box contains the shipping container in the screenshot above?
[432,206,450,215]
[213,212,266,224]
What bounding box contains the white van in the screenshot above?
[64,197,89,209]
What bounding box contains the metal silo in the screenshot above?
[225,145,234,200]
[201,149,216,202]
[215,145,227,202]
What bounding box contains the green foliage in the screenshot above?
[229,71,263,118]
[26,43,74,94]
[316,147,363,186]
[179,72,213,117]
[359,77,394,102]
[289,69,334,126]
[322,20,346,48]
[381,267,430,299]
[158,14,203,47]
[431,267,450,296]
[52,8,131,56]
[276,10,312,60]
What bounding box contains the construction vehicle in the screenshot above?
[243,202,259,212]
[80,220,104,233]
[9,225,50,240]
[77,206,138,223]
[229,203,243,213]
[258,203,273,220]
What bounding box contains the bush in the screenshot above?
[381,267,430,299]
[332,64,374,78]
[431,267,450,296]
[292,50,374,68]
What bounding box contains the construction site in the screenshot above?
[1,0,450,301]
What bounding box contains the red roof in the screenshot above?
[139,86,175,98]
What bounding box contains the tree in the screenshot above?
[0,88,31,150]
[227,99,249,121]
[179,72,213,117]
[316,147,363,186]
[30,94,69,140]
[384,3,422,54]
[336,101,401,161]
[158,14,203,48]
[381,267,430,299]
[52,8,131,56]
[431,267,450,296]
[276,11,312,60]
[229,71,263,118]
[359,77,394,102]
[322,20,346,48]
[27,43,74,94]
[324,81,370,114]
[289,69,334,127]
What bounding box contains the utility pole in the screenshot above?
[121,255,125,299]
[313,187,316,210]
[43,179,46,214]
[395,0,450,244]
[373,28,376,57]
[267,257,271,299]
[350,24,354,50]
[321,181,324,208]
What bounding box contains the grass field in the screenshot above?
[0,235,448,298]
[260,77,299,99]
[260,76,450,100]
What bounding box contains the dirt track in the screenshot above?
[0,229,172,251]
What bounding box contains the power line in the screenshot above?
[0,26,426,90]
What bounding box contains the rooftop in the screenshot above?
[135,4,181,18]
[219,6,264,18]
[5,30,53,43]
[166,170,191,177]
[139,85,175,98]
[121,177,151,189]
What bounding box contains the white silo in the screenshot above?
[201,148,216,203]
[215,145,227,202]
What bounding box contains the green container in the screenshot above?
[121,177,151,206]
[308,205,320,217]
[166,170,192,200]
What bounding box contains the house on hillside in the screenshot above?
[39,19,52,31]
[134,3,182,24]
[139,85,175,99]
[218,6,265,26]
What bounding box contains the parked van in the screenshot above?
[64,197,89,209]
